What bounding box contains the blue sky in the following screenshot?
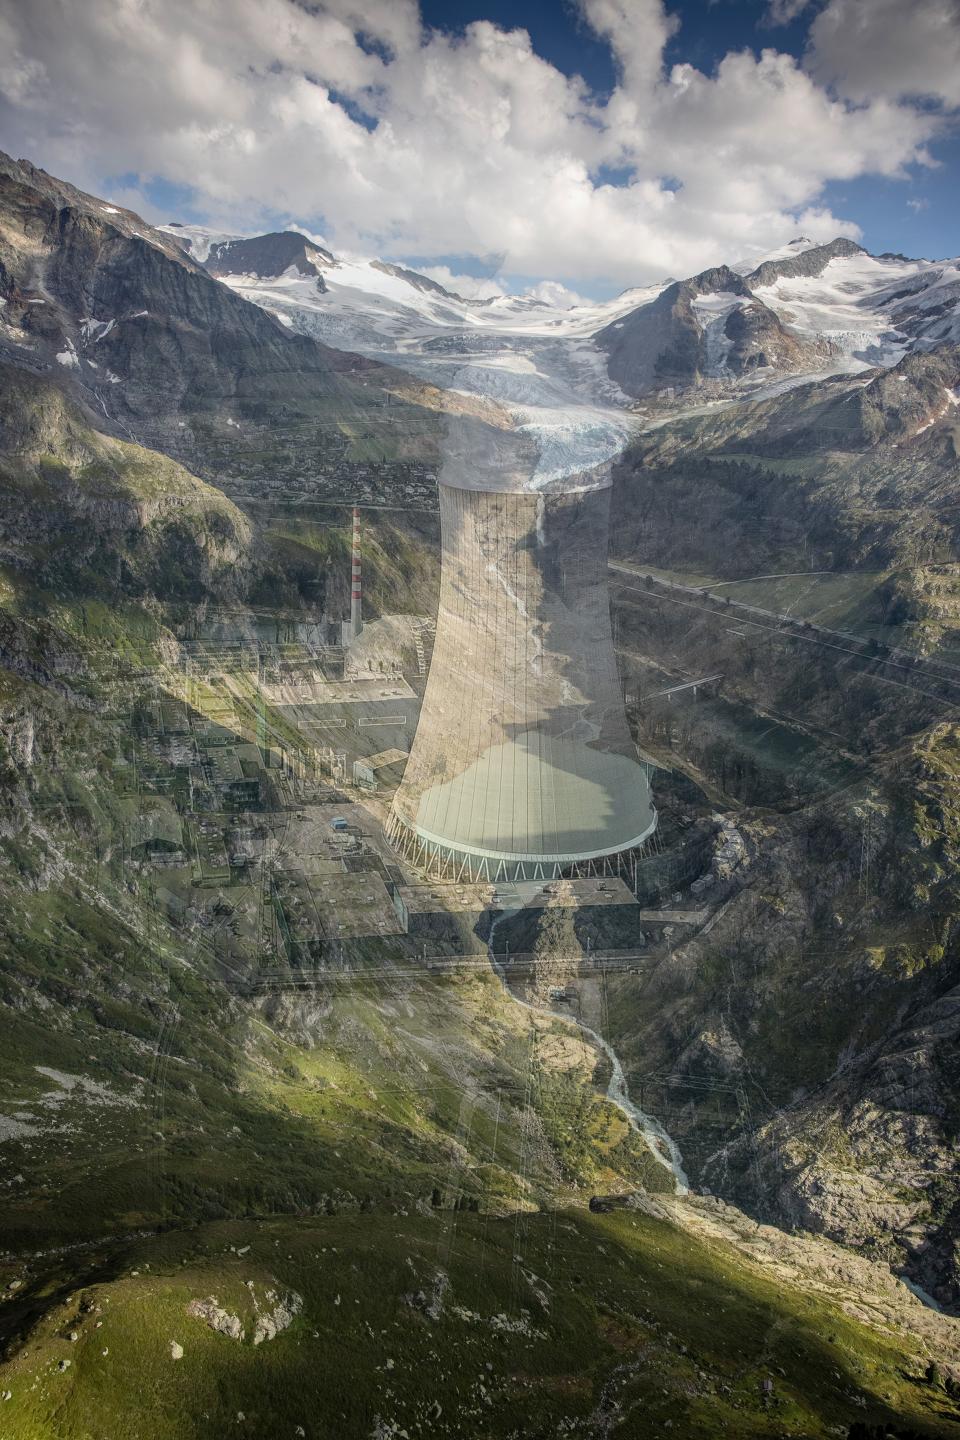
[819,147,960,261]
[2,0,958,290]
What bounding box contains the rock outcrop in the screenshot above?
[204,231,333,288]
[595,264,818,397]
[0,363,251,599]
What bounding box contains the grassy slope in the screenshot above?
[0,365,251,599]
[611,350,960,654]
[2,1210,959,1440]
[0,878,672,1252]
[252,510,440,619]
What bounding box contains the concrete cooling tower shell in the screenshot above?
[386,481,657,881]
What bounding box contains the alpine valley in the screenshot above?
[1,147,960,1440]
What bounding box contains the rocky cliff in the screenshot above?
[596,263,824,397]
[0,151,444,502]
[0,363,251,600]
[203,230,333,289]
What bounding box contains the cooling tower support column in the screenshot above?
[388,480,657,882]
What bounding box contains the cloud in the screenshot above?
[0,0,953,286]
[579,0,679,89]
[524,280,590,308]
[415,266,506,300]
[809,0,960,108]
[764,0,813,26]
[907,197,931,213]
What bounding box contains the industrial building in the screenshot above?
[387,470,657,881]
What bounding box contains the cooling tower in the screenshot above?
[386,475,657,882]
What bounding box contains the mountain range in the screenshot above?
[158,218,960,398]
[3,143,959,496]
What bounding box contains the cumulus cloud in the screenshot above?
[524,280,591,308]
[580,0,679,90]
[415,266,506,300]
[764,0,813,26]
[809,0,960,108]
[0,0,953,285]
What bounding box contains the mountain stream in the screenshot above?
[486,902,688,1194]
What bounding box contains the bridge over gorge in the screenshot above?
[629,674,723,703]
[225,944,683,996]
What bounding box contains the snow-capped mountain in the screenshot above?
[159,221,649,483]
[747,240,960,363]
[161,221,960,386]
[157,219,960,475]
[595,263,824,399]
[157,220,660,350]
[598,239,960,399]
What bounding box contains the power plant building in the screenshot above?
[387,447,657,882]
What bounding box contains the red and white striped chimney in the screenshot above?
[350,506,362,639]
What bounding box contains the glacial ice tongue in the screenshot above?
[439,358,636,494]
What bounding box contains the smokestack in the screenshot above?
[350,506,362,640]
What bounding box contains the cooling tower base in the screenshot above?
[385,808,658,884]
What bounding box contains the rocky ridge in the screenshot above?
[595,263,825,397]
